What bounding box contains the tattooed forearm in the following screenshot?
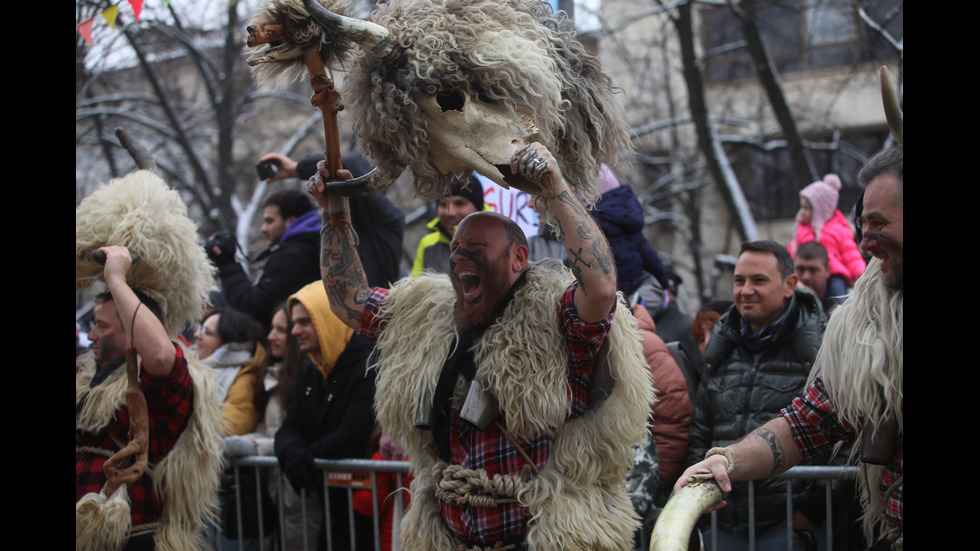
[551,189,616,297]
[749,427,786,475]
[320,223,371,324]
[556,189,589,218]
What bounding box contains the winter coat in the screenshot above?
[631,304,692,490]
[688,290,825,531]
[589,185,669,294]
[218,210,321,326]
[411,217,453,276]
[791,209,866,283]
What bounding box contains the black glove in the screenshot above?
[205,232,237,267]
[281,448,318,494]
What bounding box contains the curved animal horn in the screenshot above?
[301,0,399,60]
[649,480,725,551]
[321,165,405,197]
[880,66,903,146]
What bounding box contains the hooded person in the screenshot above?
[208,188,322,328]
[274,281,378,551]
[76,170,225,551]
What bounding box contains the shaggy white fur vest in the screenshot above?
[371,267,654,551]
[75,345,224,551]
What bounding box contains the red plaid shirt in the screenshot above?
[76,345,194,526]
[359,281,613,545]
[781,376,903,530]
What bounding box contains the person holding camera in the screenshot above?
[207,189,321,328]
[258,149,407,288]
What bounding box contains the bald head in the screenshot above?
[457,211,529,257]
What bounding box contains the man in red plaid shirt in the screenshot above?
[676,146,903,550]
[77,170,223,551]
[311,142,652,550]
[76,247,195,549]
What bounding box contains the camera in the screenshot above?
[256,160,278,180]
[204,231,237,265]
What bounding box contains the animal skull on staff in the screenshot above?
[244,0,632,206]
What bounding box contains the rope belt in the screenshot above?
[432,462,533,508]
[129,522,160,539]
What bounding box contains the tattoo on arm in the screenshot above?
[554,190,614,294]
[749,427,786,475]
[556,189,588,218]
[320,225,370,321]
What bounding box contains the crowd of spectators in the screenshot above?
[77,148,878,551]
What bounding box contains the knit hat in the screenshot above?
[799,173,841,234]
[447,173,485,211]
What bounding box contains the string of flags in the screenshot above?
[77,0,154,45]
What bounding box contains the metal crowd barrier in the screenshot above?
[700,465,866,551]
[214,456,411,551]
[215,458,862,551]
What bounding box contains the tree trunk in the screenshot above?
[734,0,817,188]
[673,2,758,242]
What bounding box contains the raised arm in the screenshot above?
[307,165,372,330]
[99,245,176,376]
[674,416,803,497]
[511,143,617,322]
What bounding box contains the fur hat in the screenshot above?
[76,170,215,335]
[799,173,841,233]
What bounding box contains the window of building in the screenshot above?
[701,0,902,82]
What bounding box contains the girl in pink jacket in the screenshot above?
[789,173,866,301]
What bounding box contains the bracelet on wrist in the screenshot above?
[705,446,735,474]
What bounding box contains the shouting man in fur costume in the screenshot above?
[676,146,903,550]
[76,171,224,551]
[310,142,653,551]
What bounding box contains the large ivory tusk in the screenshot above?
[649,480,725,551]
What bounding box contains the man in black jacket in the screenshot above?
[258,150,407,289]
[210,189,321,327]
[687,240,826,550]
[275,281,377,551]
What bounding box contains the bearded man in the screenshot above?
[310,142,653,551]
[676,145,903,550]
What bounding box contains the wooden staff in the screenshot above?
[302,50,349,228]
[102,347,150,496]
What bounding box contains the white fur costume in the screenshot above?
[370,266,654,551]
[76,170,224,551]
[75,349,225,551]
[810,257,903,546]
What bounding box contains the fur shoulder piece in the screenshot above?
[370,266,654,551]
[76,170,215,336]
[75,343,225,551]
[153,346,225,551]
[371,273,459,442]
[475,267,574,440]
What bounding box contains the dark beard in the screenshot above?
[451,253,512,331]
[453,268,528,333]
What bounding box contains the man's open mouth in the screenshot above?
[458,270,483,300]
